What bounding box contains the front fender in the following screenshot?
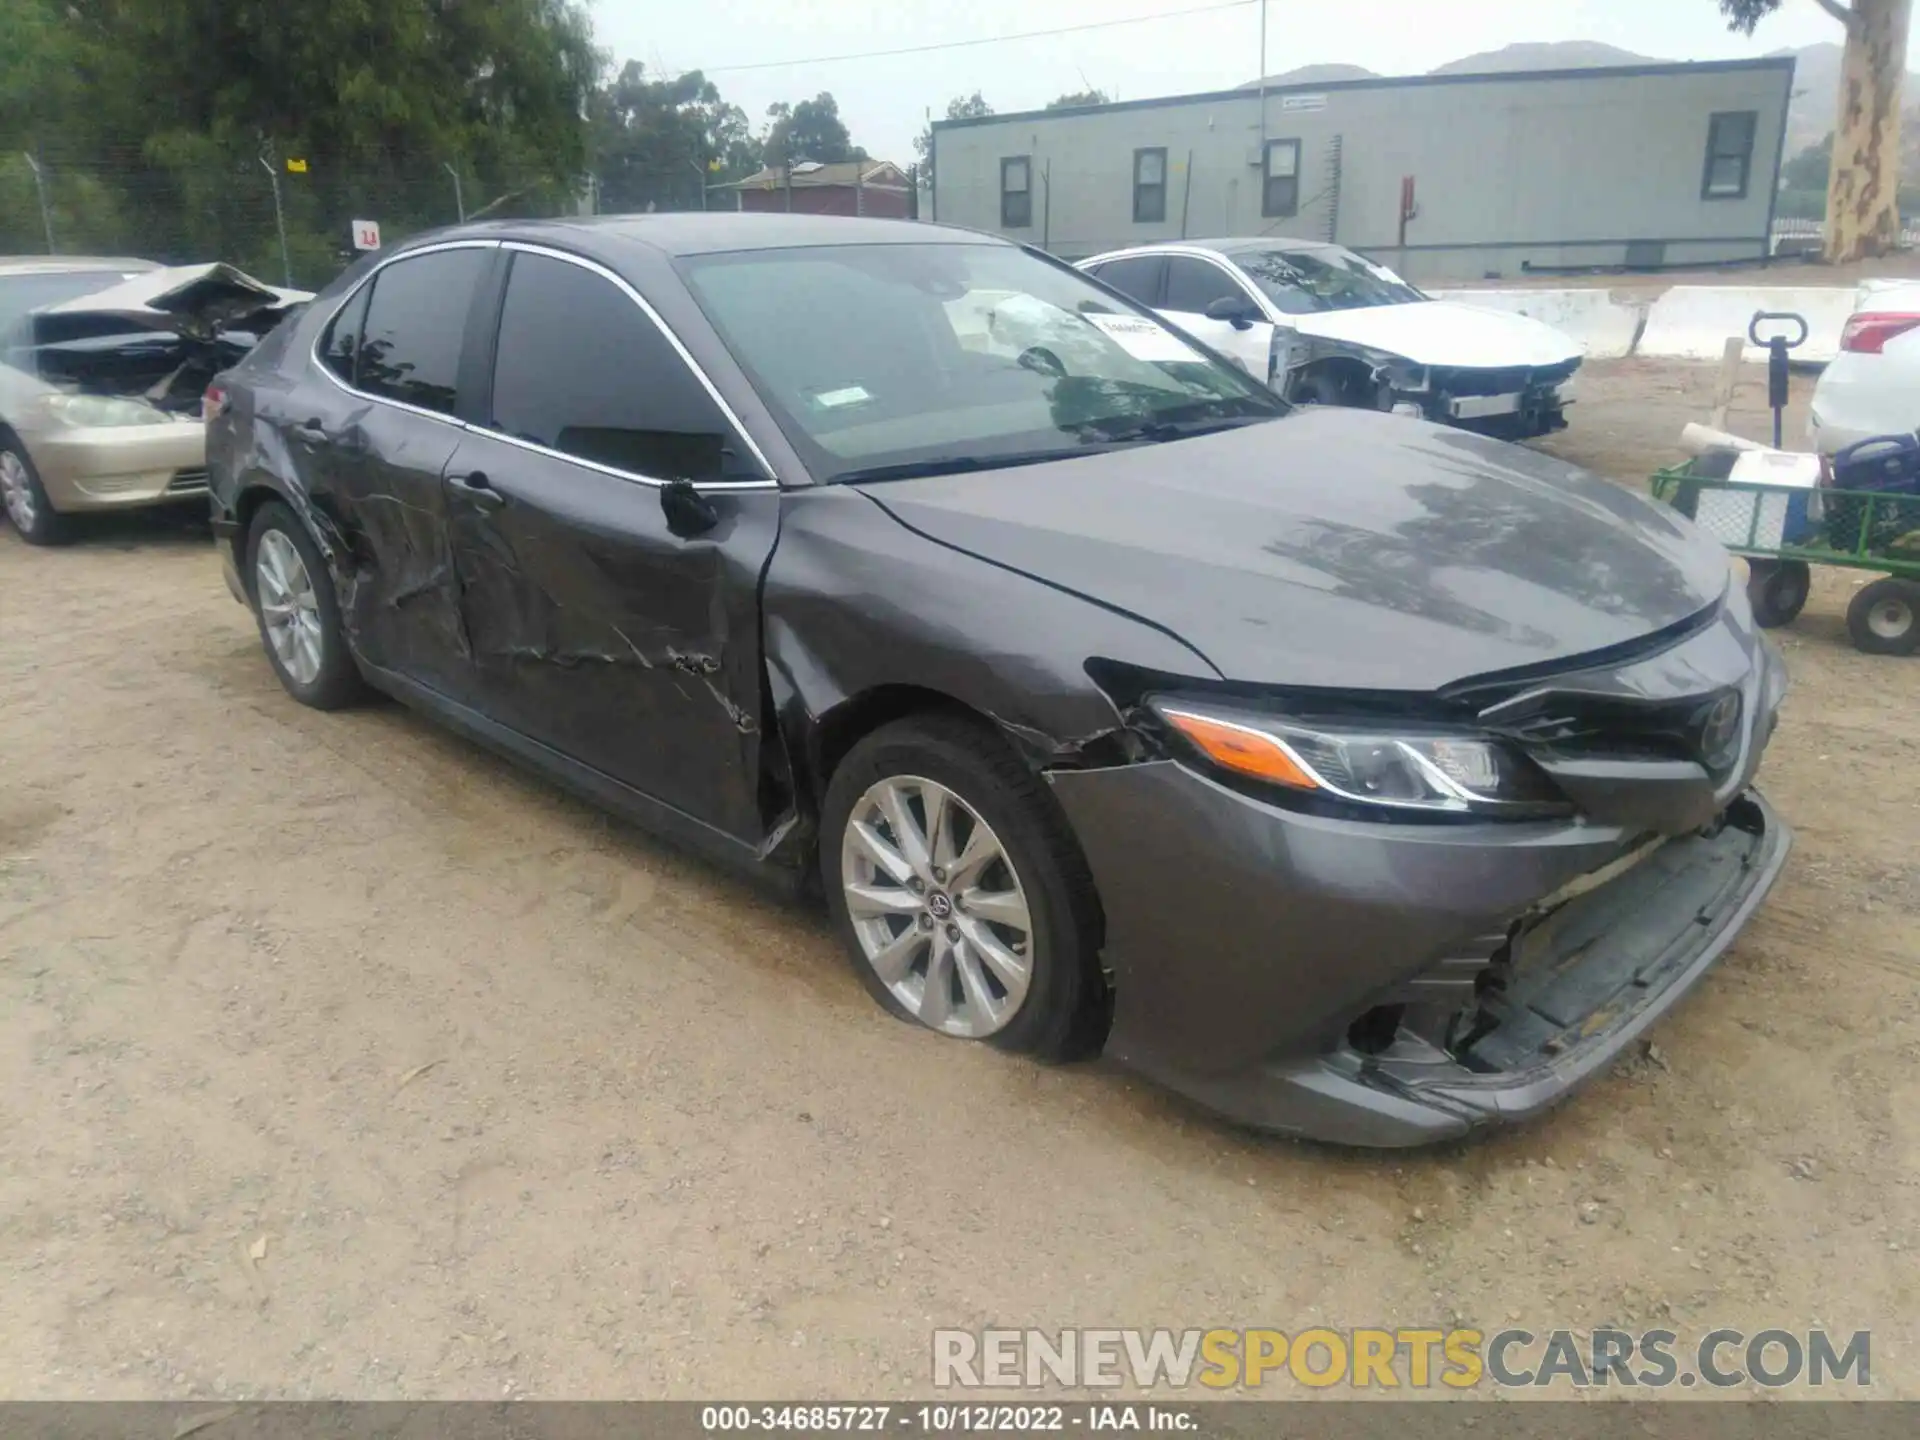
[762,486,1218,796]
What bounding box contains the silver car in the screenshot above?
[0,257,306,544]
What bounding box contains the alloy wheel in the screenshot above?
[0,450,35,531]
[839,775,1034,1039]
[255,529,324,686]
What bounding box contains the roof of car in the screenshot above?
[0,255,160,277]
[1087,239,1338,264]
[415,213,1007,260]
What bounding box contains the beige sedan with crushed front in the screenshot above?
[0,257,305,544]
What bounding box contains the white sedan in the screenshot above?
[1078,239,1584,439]
[1808,280,1920,456]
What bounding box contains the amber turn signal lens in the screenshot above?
[1161,709,1320,791]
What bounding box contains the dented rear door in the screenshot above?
[298,245,494,698]
[440,247,779,842]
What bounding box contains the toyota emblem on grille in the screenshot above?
[1698,692,1744,771]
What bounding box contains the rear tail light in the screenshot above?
[202,383,228,421]
[1839,312,1920,354]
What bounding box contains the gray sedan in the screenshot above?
[204,215,1789,1146]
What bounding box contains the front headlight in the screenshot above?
[34,393,174,428]
[1148,698,1568,816]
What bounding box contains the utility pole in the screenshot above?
[443,162,466,221]
[1257,0,1269,151]
[23,152,54,254]
[687,158,709,211]
[259,153,292,287]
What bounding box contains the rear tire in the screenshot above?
[1746,559,1811,629]
[0,437,71,546]
[245,501,364,708]
[1846,578,1920,656]
[821,713,1106,1061]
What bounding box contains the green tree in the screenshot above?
[0,0,602,278]
[1046,89,1111,109]
[763,93,864,169]
[1720,0,1912,260]
[591,63,759,212]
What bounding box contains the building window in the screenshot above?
[1702,111,1757,200]
[1133,148,1168,224]
[1000,157,1032,228]
[1263,139,1301,218]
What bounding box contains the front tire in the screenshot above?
[1,437,71,545]
[245,501,364,708]
[821,713,1105,1060]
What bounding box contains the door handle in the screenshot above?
[448,470,505,509]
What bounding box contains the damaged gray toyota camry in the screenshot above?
[204,215,1790,1147]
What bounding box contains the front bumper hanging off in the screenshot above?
[1050,761,1789,1147]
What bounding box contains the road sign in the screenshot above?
[286,158,308,174]
[350,219,382,252]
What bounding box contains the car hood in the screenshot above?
[1288,300,1584,369]
[855,408,1728,691]
[35,262,311,342]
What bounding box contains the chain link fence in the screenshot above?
[1,145,594,290]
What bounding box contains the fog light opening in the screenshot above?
[1347,1004,1405,1057]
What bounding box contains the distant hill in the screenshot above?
[1240,63,1379,89]
[1429,41,1656,75]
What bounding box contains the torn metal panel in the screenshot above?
[35,262,310,342]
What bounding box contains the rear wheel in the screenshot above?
[0,438,70,545]
[1846,578,1920,656]
[821,713,1105,1060]
[246,501,364,708]
[1746,559,1811,629]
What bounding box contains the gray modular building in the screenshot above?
[929,57,1795,282]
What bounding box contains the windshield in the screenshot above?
[1233,246,1426,316]
[680,242,1286,482]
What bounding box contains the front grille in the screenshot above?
[165,468,210,495]
[1433,360,1579,397]
[1486,689,1746,779]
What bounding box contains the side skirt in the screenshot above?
[356,659,809,901]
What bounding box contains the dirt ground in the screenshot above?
[2,359,1917,1403]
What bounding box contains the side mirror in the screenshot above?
[660,477,719,538]
[1204,295,1259,330]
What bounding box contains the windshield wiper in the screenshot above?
[831,447,1095,485]
[1074,413,1275,445]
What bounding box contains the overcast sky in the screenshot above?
[588,0,1896,164]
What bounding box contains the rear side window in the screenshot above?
[1088,254,1165,307]
[488,251,734,482]
[318,283,371,384]
[354,248,488,414]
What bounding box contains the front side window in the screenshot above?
[1133,148,1168,224]
[488,251,734,482]
[1703,111,1758,200]
[1263,139,1301,218]
[353,248,489,414]
[682,241,1285,484]
[1001,157,1032,229]
[1234,244,1425,316]
[1162,257,1247,314]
